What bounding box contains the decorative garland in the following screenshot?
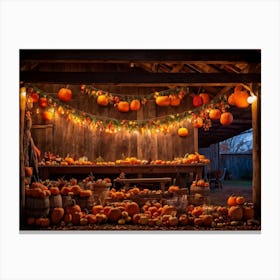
[24,84,252,134]
[80,84,188,105]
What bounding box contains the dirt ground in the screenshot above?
[208,181,252,206]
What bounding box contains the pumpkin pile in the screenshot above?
[24,177,259,230]
[39,152,210,166]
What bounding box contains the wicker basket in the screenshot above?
[92,182,111,205]
[188,194,209,206]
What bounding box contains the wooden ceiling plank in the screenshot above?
[20,71,261,85]
[20,50,261,64]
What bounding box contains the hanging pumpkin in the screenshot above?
[177,127,189,137]
[220,112,233,125]
[199,93,210,104]
[209,109,221,120]
[97,95,109,106]
[228,93,236,106]
[58,87,72,102]
[191,116,203,128]
[39,97,48,108]
[130,99,141,111]
[31,92,39,103]
[234,90,250,108]
[118,101,130,112]
[155,96,170,106]
[42,110,54,121]
[169,95,181,106]
[192,95,203,107]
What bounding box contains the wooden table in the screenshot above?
[38,164,207,186]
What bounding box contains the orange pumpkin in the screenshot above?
[117,101,130,112]
[25,166,33,177]
[220,112,233,125]
[234,90,250,108]
[67,204,81,215]
[191,116,203,128]
[58,88,72,102]
[177,127,189,137]
[72,212,83,225]
[49,186,60,195]
[155,96,170,106]
[65,157,74,165]
[168,185,180,193]
[169,95,181,106]
[234,85,243,94]
[227,195,237,207]
[92,205,104,215]
[191,206,203,217]
[39,97,48,108]
[125,202,140,217]
[70,185,81,195]
[108,207,122,222]
[61,186,72,196]
[31,92,39,103]
[228,93,236,106]
[199,93,210,104]
[97,95,109,106]
[51,207,64,224]
[79,190,92,197]
[130,99,141,111]
[209,109,221,120]
[236,196,245,205]
[35,217,50,228]
[193,95,203,107]
[42,111,53,121]
[228,205,243,221]
[178,214,189,225]
[64,213,72,224]
[87,214,97,224]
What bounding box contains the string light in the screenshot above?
[247,95,257,104]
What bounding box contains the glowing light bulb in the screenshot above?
[247,95,257,104]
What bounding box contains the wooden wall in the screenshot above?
[30,84,196,161]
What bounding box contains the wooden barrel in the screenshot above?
[62,195,75,209]
[49,194,62,210]
[76,195,95,210]
[25,197,50,218]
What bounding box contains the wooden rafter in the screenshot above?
[20,71,261,86]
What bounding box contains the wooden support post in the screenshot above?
[252,88,261,218]
[20,87,26,226]
[193,128,198,153]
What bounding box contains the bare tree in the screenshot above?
[220,129,252,153]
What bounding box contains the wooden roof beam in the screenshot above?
[20,71,261,86]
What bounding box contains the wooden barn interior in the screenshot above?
[19,49,261,231]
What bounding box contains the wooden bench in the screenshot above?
[113,177,172,191]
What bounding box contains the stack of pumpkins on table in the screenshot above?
[39,152,210,166]
[24,177,258,229]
